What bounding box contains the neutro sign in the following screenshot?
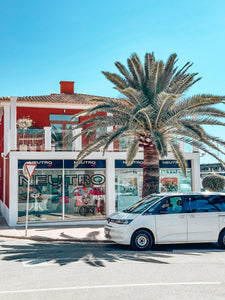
[65,160,106,169]
[115,160,192,169]
[18,160,63,169]
[18,160,106,169]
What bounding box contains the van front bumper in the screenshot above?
[104,224,131,245]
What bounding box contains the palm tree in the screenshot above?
[71,52,225,196]
[51,125,63,150]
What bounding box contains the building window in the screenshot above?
[50,114,78,151]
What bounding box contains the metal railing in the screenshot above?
[16,127,194,153]
[17,129,45,151]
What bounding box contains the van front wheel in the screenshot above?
[131,230,153,251]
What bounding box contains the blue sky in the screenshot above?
[0,0,225,163]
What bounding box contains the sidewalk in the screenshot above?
[0,214,108,243]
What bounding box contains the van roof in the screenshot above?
[154,192,225,197]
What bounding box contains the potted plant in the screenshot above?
[17,116,33,151]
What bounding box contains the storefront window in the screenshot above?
[115,160,143,211]
[64,168,106,220]
[18,159,106,223]
[160,169,192,193]
[115,169,143,211]
[18,168,63,222]
[115,160,192,212]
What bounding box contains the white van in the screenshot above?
[104,192,225,250]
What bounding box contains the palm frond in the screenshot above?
[168,140,187,176]
[102,126,129,154]
[102,72,128,89]
[115,61,135,87]
[164,95,225,124]
[74,133,112,167]
[152,131,168,157]
[154,92,181,127]
[116,87,142,106]
[130,53,145,85]
[147,61,163,96]
[174,136,225,167]
[127,57,142,88]
[126,138,140,166]
[181,117,225,127]
[144,52,155,80]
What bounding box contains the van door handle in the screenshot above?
[178,215,185,218]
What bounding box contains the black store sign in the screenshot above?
[18,160,106,169]
[115,160,192,169]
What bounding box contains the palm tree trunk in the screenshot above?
[142,145,160,197]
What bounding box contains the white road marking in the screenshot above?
[0,282,221,294]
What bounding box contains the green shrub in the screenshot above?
[202,174,225,192]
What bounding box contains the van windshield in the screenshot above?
[123,195,163,214]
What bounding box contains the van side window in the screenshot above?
[160,197,183,214]
[207,196,225,211]
[188,195,222,213]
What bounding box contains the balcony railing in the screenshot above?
[17,129,45,151]
[15,127,193,153]
[51,128,76,151]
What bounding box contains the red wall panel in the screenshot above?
[17,107,106,148]
[17,107,83,128]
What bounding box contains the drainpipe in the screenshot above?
[10,96,17,150]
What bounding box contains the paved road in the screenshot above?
[0,239,225,300]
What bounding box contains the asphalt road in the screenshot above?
[0,239,225,300]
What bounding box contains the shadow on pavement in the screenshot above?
[0,241,173,267]
[152,242,221,252]
[0,240,222,268]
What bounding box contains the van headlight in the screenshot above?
[112,219,133,225]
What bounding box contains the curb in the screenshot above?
[0,234,112,243]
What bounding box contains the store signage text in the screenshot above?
[18,159,106,169]
[115,159,192,169]
[19,174,105,187]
